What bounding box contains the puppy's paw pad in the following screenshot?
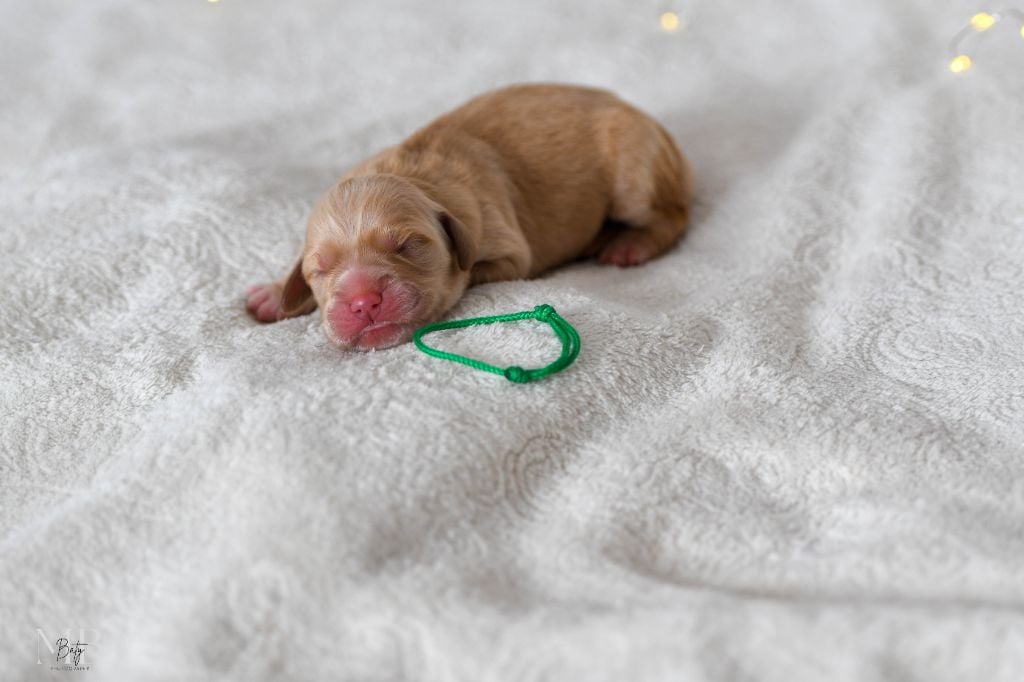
[245,283,284,322]
[598,236,655,268]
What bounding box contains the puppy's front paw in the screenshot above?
[245,283,285,322]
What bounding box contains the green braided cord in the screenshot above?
[413,304,581,384]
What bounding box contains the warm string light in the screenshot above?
[949,54,973,72]
[970,11,997,30]
[660,11,683,34]
[948,8,1024,73]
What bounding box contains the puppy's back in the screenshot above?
[363,84,688,277]
[405,84,637,272]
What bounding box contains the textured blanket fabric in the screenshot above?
[2,0,1023,679]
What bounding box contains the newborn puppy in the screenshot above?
[246,83,692,350]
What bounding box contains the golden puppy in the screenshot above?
[246,83,692,350]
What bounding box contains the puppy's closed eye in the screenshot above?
[396,235,428,256]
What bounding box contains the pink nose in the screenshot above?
[348,292,382,322]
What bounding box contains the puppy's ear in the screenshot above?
[280,257,317,318]
[439,212,475,271]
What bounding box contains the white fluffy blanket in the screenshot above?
[3,0,1023,679]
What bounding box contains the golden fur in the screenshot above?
[246,83,693,349]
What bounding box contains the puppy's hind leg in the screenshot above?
[597,209,688,267]
[598,113,692,268]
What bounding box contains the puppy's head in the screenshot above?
[281,174,475,350]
